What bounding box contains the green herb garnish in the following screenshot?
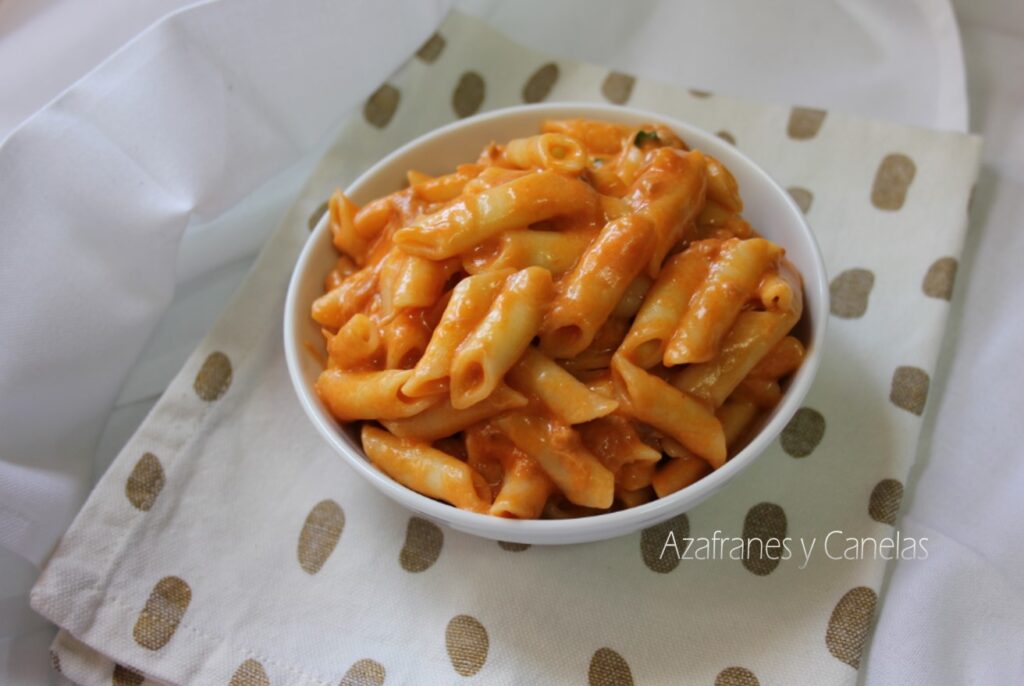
[634,130,661,147]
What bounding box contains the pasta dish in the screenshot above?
[309,118,805,519]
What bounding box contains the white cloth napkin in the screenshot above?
[27,10,981,686]
[0,0,450,569]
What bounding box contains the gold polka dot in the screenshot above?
[194,351,232,401]
[787,107,827,139]
[787,187,813,214]
[363,84,400,129]
[869,479,904,525]
[871,153,916,210]
[497,541,530,552]
[689,89,712,98]
[445,615,489,677]
[588,647,634,686]
[780,407,825,458]
[416,32,446,63]
[715,666,760,686]
[228,659,269,686]
[399,517,443,572]
[298,499,345,575]
[922,257,957,300]
[339,658,386,686]
[640,513,689,573]
[717,130,736,145]
[826,586,878,669]
[601,72,635,105]
[742,503,787,576]
[126,452,165,512]
[133,576,191,650]
[113,664,144,686]
[522,62,559,103]
[830,268,875,319]
[308,200,328,231]
[890,366,929,416]
[452,72,485,119]
[49,650,61,674]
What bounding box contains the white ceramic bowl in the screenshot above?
[284,103,828,545]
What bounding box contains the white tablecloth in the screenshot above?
[1,0,1021,683]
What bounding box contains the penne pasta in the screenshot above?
[450,266,553,409]
[393,171,598,259]
[329,190,371,263]
[673,285,803,407]
[541,118,631,154]
[381,309,432,370]
[495,412,615,509]
[466,424,555,519]
[716,399,760,446]
[504,133,587,174]
[462,228,595,276]
[578,413,661,474]
[612,354,727,468]
[403,269,512,398]
[327,313,382,370]
[626,148,708,275]
[382,384,528,441]
[308,117,807,518]
[311,264,379,330]
[362,426,490,512]
[704,155,742,213]
[507,347,619,424]
[390,254,459,309]
[749,335,806,380]
[540,214,657,358]
[652,454,712,498]
[618,240,717,368]
[664,237,783,365]
[410,164,483,203]
[316,368,437,421]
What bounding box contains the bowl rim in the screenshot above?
[283,102,829,543]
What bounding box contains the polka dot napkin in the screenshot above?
[31,11,981,686]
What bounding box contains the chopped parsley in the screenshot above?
[633,130,661,147]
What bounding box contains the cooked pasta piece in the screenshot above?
[462,228,595,276]
[495,412,615,509]
[540,214,657,358]
[311,264,379,329]
[327,313,382,370]
[652,454,712,498]
[716,399,760,446]
[316,369,437,421]
[382,385,528,441]
[328,190,371,263]
[664,237,783,365]
[393,171,598,259]
[611,354,727,468]
[507,348,618,424]
[381,309,431,370]
[749,336,806,380]
[450,266,553,409]
[466,424,555,519]
[626,148,708,275]
[362,426,490,512]
[578,413,661,473]
[673,281,803,406]
[504,133,587,174]
[619,240,717,368]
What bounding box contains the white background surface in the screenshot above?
[0,0,1020,683]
